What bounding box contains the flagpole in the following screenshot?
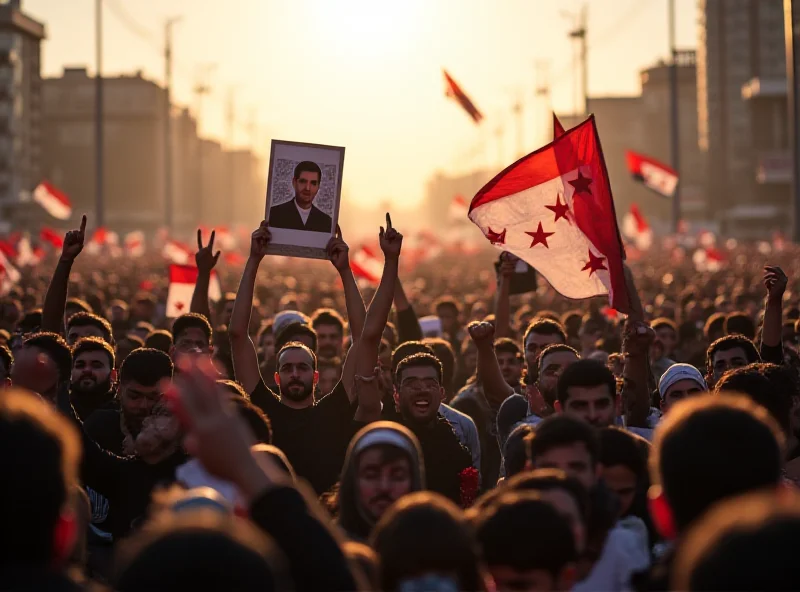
[786,0,800,242]
[668,0,680,233]
[95,0,104,227]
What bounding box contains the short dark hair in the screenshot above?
[505,469,590,524]
[433,297,460,316]
[144,330,173,353]
[494,338,523,360]
[391,341,433,375]
[394,353,443,386]
[598,426,648,482]
[371,492,483,592]
[503,423,535,478]
[475,491,576,574]
[560,311,583,339]
[652,317,678,336]
[134,321,155,334]
[714,363,794,435]
[704,312,726,341]
[256,321,273,344]
[524,319,567,346]
[0,344,12,379]
[18,309,42,334]
[119,348,174,386]
[538,344,579,375]
[293,160,321,181]
[276,341,317,370]
[23,333,72,384]
[423,338,456,391]
[66,297,92,314]
[171,313,213,345]
[526,415,600,466]
[556,359,616,405]
[72,337,115,369]
[651,394,783,532]
[0,389,80,565]
[274,322,318,354]
[229,396,272,445]
[724,312,756,340]
[66,312,113,344]
[706,335,761,374]
[310,308,345,335]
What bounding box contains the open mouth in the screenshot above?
[412,399,431,412]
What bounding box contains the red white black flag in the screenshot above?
[443,70,483,124]
[626,151,678,198]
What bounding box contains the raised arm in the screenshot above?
[229,222,270,395]
[42,215,87,334]
[494,253,516,339]
[760,265,787,365]
[190,229,221,323]
[394,278,423,343]
[343,214,402,407]
[327,228,366,343]
[469,321,514,405]
[619,265,652,428]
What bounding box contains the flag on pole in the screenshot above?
[553,113,566,139]
[40,227,64,250]
[33,181,72,220]
[125,231,146,258]
[625,151,678,198]
[350,245,383,285]
[468,115,630,312]
[0,249,20,295]
[443,70,484,124]
[162,240,192,265]
[621,204,653,251]
[166,264,221,319]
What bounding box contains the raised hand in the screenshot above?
[468,320,495,345]
[61,215,87,262]
[196,229,221,273]
[379,213,403,260]
[327,226,350,272]
[250,220,272,261]
[764,266,788,303]
[622,319,655,357]
[499,252,518,278]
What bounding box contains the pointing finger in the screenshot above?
[336,225,342,239]
[386,213,393,230]
[197,229,203,250]
[79,215,87,236]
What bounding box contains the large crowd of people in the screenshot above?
[2,211,800,591]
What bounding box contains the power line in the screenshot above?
[103,0,158,46]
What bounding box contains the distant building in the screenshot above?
[0,0,44,231]
[40,67,262,235]
[697,0,791,236]
[424,169,493,224]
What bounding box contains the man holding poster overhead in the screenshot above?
[268,161,333,233]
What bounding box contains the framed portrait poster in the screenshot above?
[264,139,345,259]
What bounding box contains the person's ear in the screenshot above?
[393,389,400,409]
[648,485,677,540]
[110,369,118,384]
[554,400,563,414]
[438,386,446,403]
[51,508,76,566]
[274,372,281,387]
[313,370,319,387]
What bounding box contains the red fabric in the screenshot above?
[553,113,566,138]
[629,204,649,233]
[0,240,15,261]
[626,150,677,177]
[40,228,64,249]
[169,264,199,285]
[37,181,71,207]
[443,70,484,124]
[470,115,630,312]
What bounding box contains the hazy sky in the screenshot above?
[26,0,696,209]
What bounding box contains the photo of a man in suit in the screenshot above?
[268,161,333,233]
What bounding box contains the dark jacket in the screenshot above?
[269,199,333,233]
[337,422,425,541]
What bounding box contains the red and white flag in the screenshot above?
[84,227,108,256]
[350,245,383,285]
[33,181,72,220]
[449,195,469,221]
[166,264,221,319]
[162,240,192,265]
[40,227,64,250]
[468,115,631,311]
[693,247,725,273]
[625,151,678,198]
[0,239,16,261]
[215,226,238,251]
[15,236,43,267]
[125,231,146,258]
[443,70,484,124]
[621,204,653,251]
[0,250,20,295]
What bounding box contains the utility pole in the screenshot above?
[564,6,588,115]
[495,123,505,167]
[512,93,524,158]
[785,0,800,241]
[193,63,216,225]
[668,0,681,233]
[95,0,104,227]
[164,17,181,233]
[226,87,236,225]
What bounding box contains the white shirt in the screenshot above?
[572,521,651,592]
[295,201,312,225]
